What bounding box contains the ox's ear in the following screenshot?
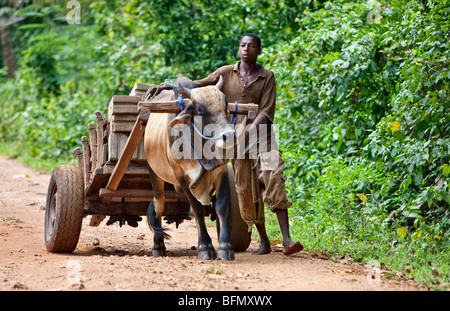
[215,75,224,91]
[169,102,195,127]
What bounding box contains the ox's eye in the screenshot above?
[195,106,205,115]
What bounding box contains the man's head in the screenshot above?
[239,33,262,63]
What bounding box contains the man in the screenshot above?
[194,34,303,255]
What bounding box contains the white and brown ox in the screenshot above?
[144,76,235,260]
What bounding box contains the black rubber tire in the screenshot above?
[45,165,84,253]
[216,163,251,252]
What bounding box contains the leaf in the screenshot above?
[443,164,450,177]
[417,120,429,132]
[393,130,405,142]
[390,121,400,132]
[19,23,47,30]
[331,59,344,67]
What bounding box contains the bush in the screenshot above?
[260,0,449,288]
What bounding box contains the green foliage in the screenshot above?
[262,0,449,288]
[88,0,308,81]
[0,0,449,288]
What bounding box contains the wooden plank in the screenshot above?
[118,133,129,159]
[110,95,141,103]
[227,102,259,115]
[73,147,83,169]
[102,143,108,166]
[130,82,153,97]
[137,100,189,113]
[88,123,98,171]
[107,95,140,119]
[108,95,140,133]
[108,132,122,161]
[108,133,145,161]
[95,111,105,168]
[101,162,149,175]
[81,136,91,186]
[105,111,149,191]
[111,114,139,122]
[110,121,135,133]
[99,188,186,200]
[109,104,139,116]
[85,167,109,198]
[85,201,189,216]
[137,101,258,115]
[84,164,152,200]
[136,137,146,161]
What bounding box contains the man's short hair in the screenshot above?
[241,33,261,49]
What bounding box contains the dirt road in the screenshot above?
[0,155,425,291]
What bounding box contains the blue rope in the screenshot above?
[176,96,185,107]
[230,101,238,124]
[191,121,223,140]
[186,127,205,170]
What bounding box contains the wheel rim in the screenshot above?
[46,184,58,239]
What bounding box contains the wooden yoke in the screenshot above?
[138,100,258,116]
[105,100,258,191]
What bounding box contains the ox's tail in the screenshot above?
[147,200,171,240]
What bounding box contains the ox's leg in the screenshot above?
[214,173,235,260]
[147,167,169,257]
[179,181,216,260]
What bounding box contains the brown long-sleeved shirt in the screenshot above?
[195,62,276,122]
[195,62,278,156]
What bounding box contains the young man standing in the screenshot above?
[194,34,303,255]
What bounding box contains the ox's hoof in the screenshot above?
[197,244,217,260]
[218,242,235,260]
[218,249,235,261]
[152,247,167,257]
[198,250,217,260]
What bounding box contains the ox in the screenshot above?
[144,77,235,260]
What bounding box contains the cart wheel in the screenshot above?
[45,165,84,253]
[217,163,251,252]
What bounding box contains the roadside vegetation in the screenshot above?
[0,0,448,289]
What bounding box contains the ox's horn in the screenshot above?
[177,82,191,99]
[215,75,224,90]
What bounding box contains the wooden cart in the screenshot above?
[44,83,258,254]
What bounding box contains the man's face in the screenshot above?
[239,36,261,63]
